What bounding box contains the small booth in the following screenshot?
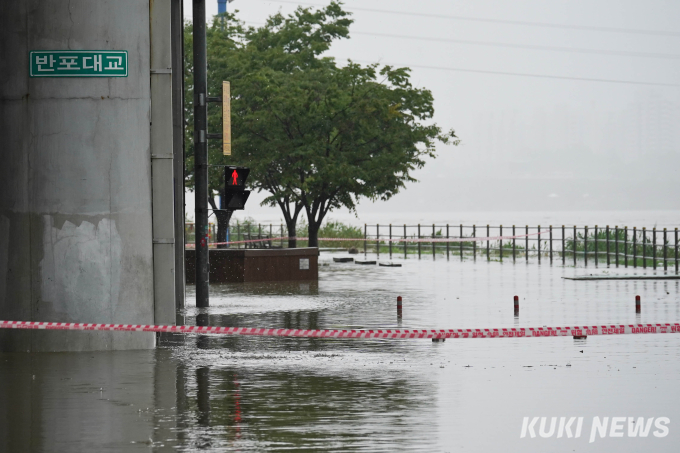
[185,248,318,283]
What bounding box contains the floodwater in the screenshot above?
[2,252,679,452]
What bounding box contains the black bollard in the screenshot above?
[636,295,641,313]
[397,296,402,318]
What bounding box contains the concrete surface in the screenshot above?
[0,0,156,351]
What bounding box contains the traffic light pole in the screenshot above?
[193,0,210,308]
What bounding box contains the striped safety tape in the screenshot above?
[1,321,679,338]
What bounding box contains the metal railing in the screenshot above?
[363,224,679,271]
[183,221,680,271]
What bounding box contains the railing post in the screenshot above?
[633,227,637,268]
[573,226,577,266]
[584,226,588,266]
[404,224,407,259]
[675,228,678,273]
[499,225,503,262]
[472,225,476,260]
[549,225,553,264]
[376,224,380,258]
[512,225,516,262]
[389,224,392,258]
[606,225,610,266]
[624,227,628,268]
[486,225,490,261]
[418,224,421,258]
[663,228,667,271]
[642,227,647,269]
[432,224,436,258]
[460,224,463,259]
[526,225,529,261]
[537,225,541,263]
[652,227,657,269]
[281,223,284,248]
[614,225,619,267]
[594,225,598,266]
[364,224,367,255]
[446,224,450,260]
[562,225,565,264]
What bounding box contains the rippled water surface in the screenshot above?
[2,252,679,452]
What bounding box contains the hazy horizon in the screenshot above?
[183,0,680,224]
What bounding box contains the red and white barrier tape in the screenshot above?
[186,230,550,247]
[2,320,679,338]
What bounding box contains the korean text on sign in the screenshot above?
[29,51,128,77]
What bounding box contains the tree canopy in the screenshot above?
[184,2,458,246]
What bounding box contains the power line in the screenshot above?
[243,21,680,60]
[352,31,680,60]
[353,60,680,87]
[262,0,680,37]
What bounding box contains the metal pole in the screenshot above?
[624,227,628,268]
[562,225,565,264]
[460,224,463,259]
[404,224,407,259]
[237,221,240,248]
[584,226,588,266]
[642,227,647,269]
[614,226,619,266]
[549,225,553,264]
[594,225,598,266]
[663,228,668,271]
[486,225,490,261]
[364,224,367,255]
[652,227,657,269]
[281,223,283,248]
[675,228,678,273]
[633,227,637,268]
[526,225,529,261]
[472,225,476,259]
[389,224,392,258]
[446,224,450,259]
[537,225,541,263]
[418,224,421,258]
[499,225,503,262]
[573,226,577,266]
[432,224,436,258]
[193,0,210,308]
[512,225,516,262]
[606,225,610,266]
[172,0,186,315]
[376,224,380,258]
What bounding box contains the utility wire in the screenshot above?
[262,0,680,37]
[353,60,680,87]
[352,31,680,60]
[244,20,680,60]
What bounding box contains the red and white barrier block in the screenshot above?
[1,321,679,339]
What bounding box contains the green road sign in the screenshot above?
[29,50,128,77]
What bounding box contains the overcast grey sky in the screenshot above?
[184,0,680,222]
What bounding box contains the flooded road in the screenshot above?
[2,253,679,451]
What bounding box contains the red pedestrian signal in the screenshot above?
[223,166,250,210]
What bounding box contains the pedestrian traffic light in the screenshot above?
[223,166,250,210]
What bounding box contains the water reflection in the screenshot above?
[2,253,679,451]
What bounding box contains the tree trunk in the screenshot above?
[307,221,320,248]
[286,220,297,249]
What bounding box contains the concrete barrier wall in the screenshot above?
[0,1,155,351]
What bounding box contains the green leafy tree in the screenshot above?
[184,2,458,247]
